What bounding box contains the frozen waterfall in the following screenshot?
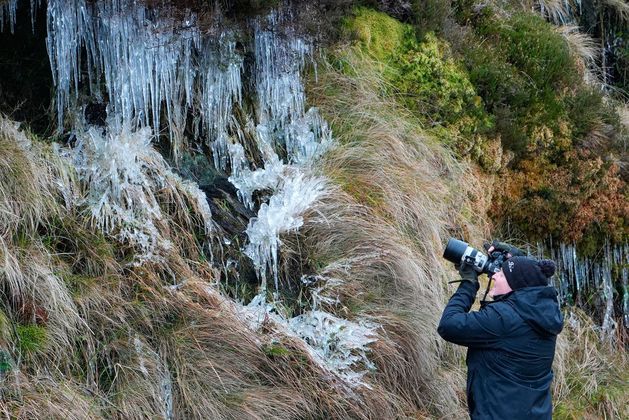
[42,0,371,387]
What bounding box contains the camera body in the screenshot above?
[443,238,509,275]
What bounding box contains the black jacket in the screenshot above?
[438,281,564,420]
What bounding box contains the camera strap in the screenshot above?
[480,281,492,307]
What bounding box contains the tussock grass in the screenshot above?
[557,25,603,87]
[553,310,629,419]
[0,115,421,419]
[1,373,103,419]
[536,0,578,24]
[298,49,490,417]
[0,117,56,237]
[603,0,629,22]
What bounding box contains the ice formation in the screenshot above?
[244,172,327,292]
[45,0,333,284]
[62,121,213,264]
[242,273,380,387]
[536,242,629,341]
[0,0,17,33]
[133,335,174,419]
[42,0,375,386]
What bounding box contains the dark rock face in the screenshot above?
[0,2,51,136]
[200,177,255,240]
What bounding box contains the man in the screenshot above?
[437,242,564,419]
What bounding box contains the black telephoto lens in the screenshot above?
[443,238,469,265]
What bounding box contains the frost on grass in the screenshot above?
[62,122,213,264]
[43,0,376,388]
[242,273,380,388]
[237,11,333,287]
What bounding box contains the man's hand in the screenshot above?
[458,263,479,286]
[484,240,524,258]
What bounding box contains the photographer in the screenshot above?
[438,241,564,420]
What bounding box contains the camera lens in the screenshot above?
[443,238,469,264]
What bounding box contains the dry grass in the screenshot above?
[297,49,492,417]
[535,0,578,24]
[1,28,628,417]
[0,118,57,237]
[603,0,629,22]
[0,114,418,419]
[553,309,629,419]
[557,25,604,87]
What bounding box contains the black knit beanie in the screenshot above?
[501,256,556,290]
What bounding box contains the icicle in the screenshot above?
[159,362,174,420]
[0,0,17,34]
[536,240,628,338]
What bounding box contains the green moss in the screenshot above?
[343,7,409,62]
[16,324,47,355]
[343,8,492,160]
[393,33,489,128]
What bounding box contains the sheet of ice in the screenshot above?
[241,274,380,388]
[235,11,334,287]
[288,310,378,384]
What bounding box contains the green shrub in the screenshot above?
[461,12,583,157]
[499,14,577,92]
[566,88,620,142]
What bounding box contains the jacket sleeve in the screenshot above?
[437,281,509,348]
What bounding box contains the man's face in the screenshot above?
[489,269,512,297]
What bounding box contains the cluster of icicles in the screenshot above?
[18,0,377,389]
[533,242,629,341]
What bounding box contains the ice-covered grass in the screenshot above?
[245,172,327,291]
[43,0,383,398]
[62,121,214,264]
[242,274,381,388]
[44,0,333,287]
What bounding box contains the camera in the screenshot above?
[443,238,509,275]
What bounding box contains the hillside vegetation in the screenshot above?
[0,0,627,419]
